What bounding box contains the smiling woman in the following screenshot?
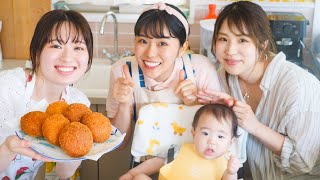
[106,2,221,150]
[198,1,320,180]
[0,9,94,180]
[105,2,222,180]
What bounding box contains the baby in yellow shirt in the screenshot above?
[121,104,240,180]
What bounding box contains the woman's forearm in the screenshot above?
[252,122,285,156]
[111,102,132,148]
[0,141,17,172]
[130,157,165,176]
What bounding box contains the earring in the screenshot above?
[265,53,268,61]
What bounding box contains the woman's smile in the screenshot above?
[225,58,241,66]
[55,65,76,74]
[143,60,161,69]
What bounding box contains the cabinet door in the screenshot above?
[0,0,50,59]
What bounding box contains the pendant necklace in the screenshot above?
[242,66,255,100]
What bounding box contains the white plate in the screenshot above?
[16,125,126,162]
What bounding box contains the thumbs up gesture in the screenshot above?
[174,70,197,105]
[112,64,135,103]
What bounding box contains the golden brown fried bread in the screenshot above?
[81,112,112,143]
[20,111,49,137]
[63,103,92,122]
[59,122,93,157]
[42,114,70,146]
[46,101,68,115]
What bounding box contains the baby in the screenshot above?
[121,104,239,180]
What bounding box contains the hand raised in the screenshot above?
[197,89,235,107]
[232,100,260,134]
[174,70,197,105]
[112,64,135,103]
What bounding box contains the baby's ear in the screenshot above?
[191,128,195,137]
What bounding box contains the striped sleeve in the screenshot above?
[273,71,320,174]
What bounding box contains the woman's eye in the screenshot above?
[138,39,147,44]
[218,135,224,139]
[218,37,227,41]
[240,38,248,43]
[75,47,85,50]
[51,44,62,49]
[159,42,168,46]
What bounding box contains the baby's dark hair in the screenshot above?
[134,3,189,47]
[192,104,239,138]
[29,9,93,75]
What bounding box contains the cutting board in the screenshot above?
[0,0,51,60]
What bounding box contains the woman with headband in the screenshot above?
[106,2,221,147]
[106,2,221,179]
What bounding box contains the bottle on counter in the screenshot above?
[204,4,217,19]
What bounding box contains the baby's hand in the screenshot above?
[227,155,239,175]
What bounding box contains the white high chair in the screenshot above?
[131,103,202,167]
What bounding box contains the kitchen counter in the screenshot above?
[0,59,29,71]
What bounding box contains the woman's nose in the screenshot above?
[61,48,73,62]
[146,44,157,58]
[225,42,238,55]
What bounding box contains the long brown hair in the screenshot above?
[211,1,276,57]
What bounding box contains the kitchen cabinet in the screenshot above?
[0,0,51,59]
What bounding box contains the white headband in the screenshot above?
[143,1,189,39]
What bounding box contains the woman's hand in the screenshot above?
[175,70,197,105]
[197,89,235,107]
[113,64,134,103]
[2,135,51,162]
[232,100,261,134]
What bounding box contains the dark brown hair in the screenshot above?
[192,104,239,138]
[211,1,276,57]
[134,3,189,47]
[29,10,93,74]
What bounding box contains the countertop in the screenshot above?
[0,59,29,70]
